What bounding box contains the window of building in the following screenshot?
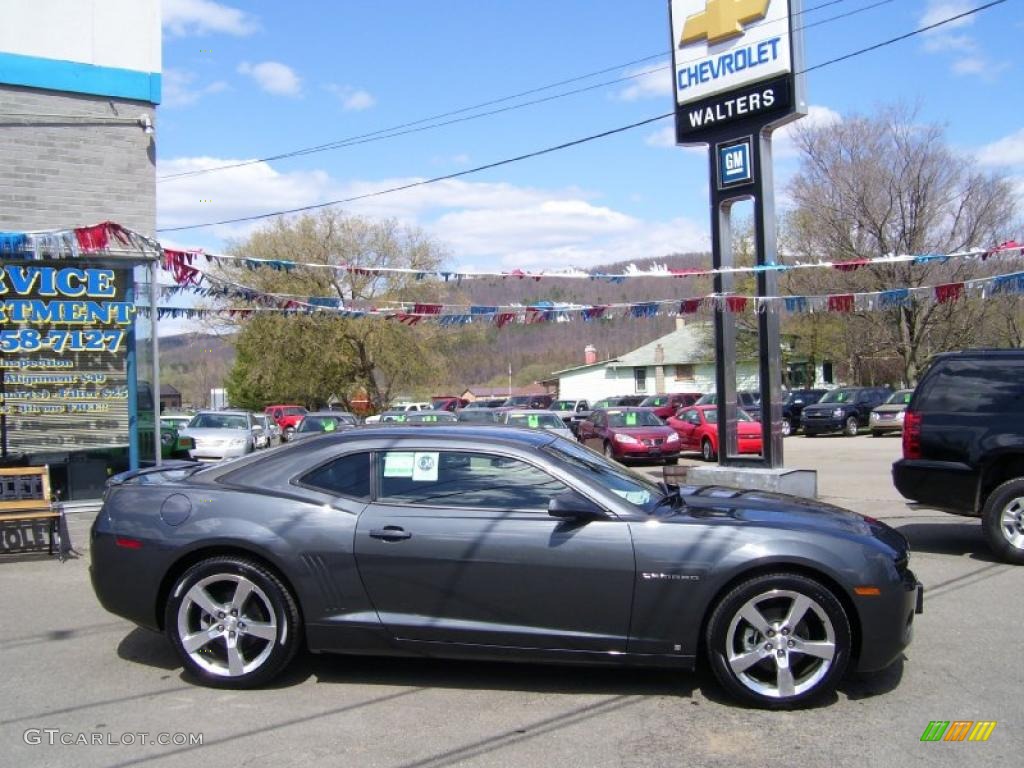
[376,451,568,510]
[674,364,696,381]
[634,368,647,393]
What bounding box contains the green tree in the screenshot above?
[221,211,450,410]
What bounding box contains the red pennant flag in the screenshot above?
[832,259,870,272]
[74,223,109,251]
[494,312,516,328]
[679,298,702,314]
[725,296,748,313]
[828,294,855,312]
[670,268,706,278]
[413,303,442,315]
[935,282,964,303]
[984,240,1022,259]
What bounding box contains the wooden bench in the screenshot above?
[0,466,71,560]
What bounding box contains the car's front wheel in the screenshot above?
[844,416,859,437]
[781,419,793,437]
[603,442,616,460]
[701,438,716,462]
[705,573,851,709]
[981,478,1024,565]
[283,426,295,442]
[165,556,302,688]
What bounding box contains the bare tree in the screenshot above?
[784,105,1018,384]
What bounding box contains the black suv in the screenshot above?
[893,350,1024,564]
[800,387,892,436]
[781,389,827,436]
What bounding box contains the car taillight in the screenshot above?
[902,409,922,459]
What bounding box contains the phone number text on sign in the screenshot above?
[0,329,127,354]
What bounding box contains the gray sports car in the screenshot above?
[90,426,922,708]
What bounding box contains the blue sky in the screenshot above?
[157,0,1024,270]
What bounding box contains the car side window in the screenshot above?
[916,359,1024,413]
[376,451,569,511]
[686,410,702,425]
[299,452,371,499]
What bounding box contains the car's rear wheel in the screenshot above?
[664,456,678,466]
[871,430,883,438]
[781,419,793,437]
[705,573,851,709]
[844,416,859,436]
[165,556,302,688]
[701,438,716,462]
[981,478,1024,565]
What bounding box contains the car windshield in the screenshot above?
[188,413,248,430]
[506,413,563,429]
[605,410,663,428]
[298,416,344,433]
[457,410,497,423]
[703,408,753,424]
[639,395,667,407]
[695,393,716,405]
[818,389,855,404]
[281,407,306,416]
[543,439,664,512]
[551,400,577,411]
[887,390,914,405]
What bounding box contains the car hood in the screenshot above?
[178,428,250,441]
[802,403,847,415]
[612,427,675,439]
[672,485,906,551]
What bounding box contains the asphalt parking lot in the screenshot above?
[1,433,1020,768]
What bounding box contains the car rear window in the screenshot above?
[915,358,1024,413]
[299,452,371,499]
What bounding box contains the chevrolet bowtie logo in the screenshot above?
[681,0,771,45]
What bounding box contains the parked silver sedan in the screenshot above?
[179,411,258,461]
[501,409,575,440]
[869,390,914,436]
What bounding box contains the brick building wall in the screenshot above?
[0,84,156,234]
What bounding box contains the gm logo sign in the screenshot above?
[716,137,753,189]
[681,0,771,45]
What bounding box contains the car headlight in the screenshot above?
[832,408,844,418]
[229,437,246,446]
[614,433,639,445]
[869,412,878,421]
[897,410,905,420]
[666,432,680,442]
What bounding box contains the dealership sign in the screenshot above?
[669,0,803,142]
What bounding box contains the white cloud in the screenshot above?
[615,61,674,101]
[976,128,1024,167]
[163,0,258,37]
[156,157,709,268]
[772,105,842,160]
[238,61,302,97]
[162,68,228,108]
[645,125,707,155]
[324,84,377,111]
[919,1,1006,79]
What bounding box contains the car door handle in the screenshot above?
[369,526,412,541]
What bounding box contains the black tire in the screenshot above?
[165,556,302,688]
[804,430,816,438]
[603,442,615,460]
[871,430,883,438]
[705,572,851,709]
[781,419,793,437]
[284,426,295,442]
[701,438,716,462]
[981,478,1024,565]
[664,457,679,466]
[843,416,859,437]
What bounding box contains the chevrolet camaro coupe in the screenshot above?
[90,426,922,708]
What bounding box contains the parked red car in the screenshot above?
[431,396,469,412]
[264,404,308,441]
[667,405,762,461]
[576,407,680,464]
[639,392,702,420]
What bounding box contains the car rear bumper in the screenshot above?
[737,437,762,454]
[892,459,978,513]
[855,567,923,673]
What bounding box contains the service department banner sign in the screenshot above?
[0,264,135,452]
[669,0,803,142]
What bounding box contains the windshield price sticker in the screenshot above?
[383,452,415,477]
[626,413,638,426]
[412,452,439,482]
[528,415,539,428]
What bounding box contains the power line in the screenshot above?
[157,0,1007,234]
[158,0,856,182]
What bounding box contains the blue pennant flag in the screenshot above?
[784,296,809,313]
[877,289,910,308]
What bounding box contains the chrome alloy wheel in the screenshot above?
[999,497,1024,550]
[725,589,836,699]
[176,574,279,678]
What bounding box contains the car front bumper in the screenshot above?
[855,566,923,673]
[189,444,250,461]
[614,443,681,460]
[801,415,845,433]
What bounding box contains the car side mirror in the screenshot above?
[548,490,605,521]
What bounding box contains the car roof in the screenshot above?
[335,424,555,446]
